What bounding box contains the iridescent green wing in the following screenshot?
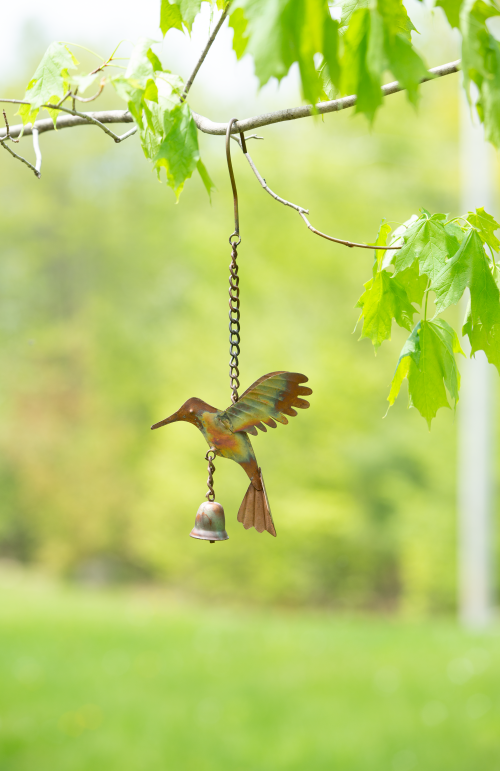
[221,372,312,436]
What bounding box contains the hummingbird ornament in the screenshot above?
[151,371,312,538]
[151,120,312,542]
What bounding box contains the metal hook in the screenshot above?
[226,117,247,245]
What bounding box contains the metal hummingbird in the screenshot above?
[151,371,312,537]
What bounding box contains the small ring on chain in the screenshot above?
[229,232,241,247]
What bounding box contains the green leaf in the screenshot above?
[18,42,78,126]
[393,214,460,283]
[160,0,203,35]
[160,1,184,34]
[229,7,249,58]
[340,0,428,122]
[197,159,216,200]
[393,262,429,306]
[463,303,500,374]
[125,38,160,89]
[452,232,500,368]
[461,0,500,148]
[341,9,381,120]
[356,269,416,350]
[467,207,500,252]
[139,100,169,165]
[436,0,462,28]
[147,49,164,72]
[153,102,200,198]
[432,229,500,326]
[112,39,163,130]
[387,319,464,427]
[444,220,466,243]
[338,0,370,30]
[378,217,428,305]
[69,72,99,94]
[369,218,392,276]
[230,0,340,104]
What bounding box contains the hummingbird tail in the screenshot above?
[237,468,276,537]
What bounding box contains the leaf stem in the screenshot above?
[65,42,106,60]
[424,279,431,321]
[445,215,469,227]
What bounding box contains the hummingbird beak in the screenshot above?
[151,411,180,430]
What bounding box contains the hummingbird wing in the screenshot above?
[221,371,312,436]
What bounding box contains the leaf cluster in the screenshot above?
[16,38,214,200]
[356,208,500,426]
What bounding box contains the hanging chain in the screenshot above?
[226,117,246,404]
[229,236,240,403]
[205,448,216,502]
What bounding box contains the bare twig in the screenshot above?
[74,81,105,103]
[56,91,72,108]
[181,5,230,102]
[0,59,461,140]
[44,102,132,142]
[2,109,19,143]
[0,137,40,178]
[32,128,42,174]
[230,133,264,147]
[242,146,400,250]
[114,126,138,142]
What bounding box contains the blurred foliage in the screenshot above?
[0,58,496,612]
[1,570,500,770]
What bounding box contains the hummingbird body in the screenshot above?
[199,409,262,487]
[151,372,312,536]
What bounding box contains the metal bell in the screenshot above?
[190,501,229,543]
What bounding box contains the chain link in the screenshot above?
[229,236,241,403]
[205,448,216,502]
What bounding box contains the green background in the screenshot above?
[0,17,499,770]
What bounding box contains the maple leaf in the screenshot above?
[432,229,500,327]
[388,320,464,427]
[356,271,416,351]
[394,213,459,284]
[467,207,500,253]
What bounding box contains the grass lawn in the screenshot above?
[0,568,499,771]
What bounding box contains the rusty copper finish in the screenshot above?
[153,127,312,543]
[190,500,229,543]
[151,371,312,537]
[225,117,246,243]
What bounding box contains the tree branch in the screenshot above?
[0,59,461,141]
[181,5,230,101]
[242,147,400,250]
[192,59,461,135]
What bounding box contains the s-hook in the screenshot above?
[226,118,247,404]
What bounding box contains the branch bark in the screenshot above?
[0,59,460,140]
